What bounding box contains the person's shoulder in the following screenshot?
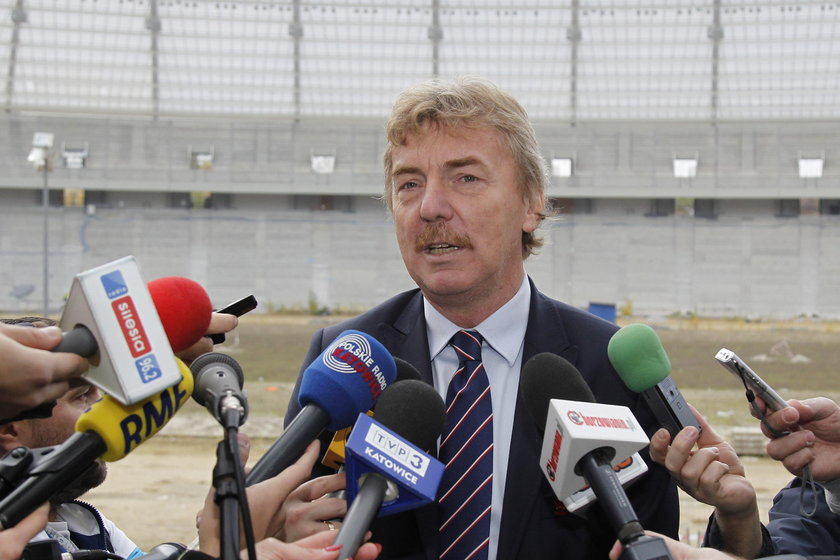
[532,288,619,337]
[318,288,422,340]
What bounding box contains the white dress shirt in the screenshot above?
[425,275,531,560]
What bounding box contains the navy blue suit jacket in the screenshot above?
[284,280,679,559]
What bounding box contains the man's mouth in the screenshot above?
[426,243,461,255]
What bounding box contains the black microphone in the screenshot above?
[189,352,248,428]
[332,379,446,559]
[245,330,397,485]
[521,353,674,560]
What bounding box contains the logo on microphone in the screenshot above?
[323,333,389,399]
[545,429,563,481]
[568,410,633,430]
[101,270,129,300]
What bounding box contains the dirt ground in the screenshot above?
[87,421,798,552]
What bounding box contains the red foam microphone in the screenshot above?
[147,276,213,353]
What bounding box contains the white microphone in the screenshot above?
[521,353,674,560]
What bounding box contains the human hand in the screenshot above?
[175,312,239,365]
[609,531,742,560]
[649,408,756,516]
[198,438,324,555]
[242,532,380,560]
[0,504,49,560]
[0,323,88,419]
[759,397,840,480]
[273,469,348,542]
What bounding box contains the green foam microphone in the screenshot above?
[608,323,700,437]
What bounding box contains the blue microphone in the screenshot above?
[246,330,396,485]
[333,379,446,559]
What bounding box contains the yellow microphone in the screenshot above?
[0,359,193,528]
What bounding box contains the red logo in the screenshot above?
[545,430,563,481]
[112,296,151,358]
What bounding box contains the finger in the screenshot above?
[176,337,214,364]
[648,428,671,465]
[237,432,251,465]
[678,447,721,485]
[608,539,623,560]
[765,430,814,460]
[696,459,730,491]
[2,324,64,350]
[291,472,348,502]
[663,426,701,474]
[208,312,238,335]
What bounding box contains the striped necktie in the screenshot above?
[438,329,493,560]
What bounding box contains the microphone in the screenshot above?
[189,352,248,428]
[333,379,446,559]
[607,323,700,438]
[520,353,673,560]
[0,359,194,529]
[322,357,423,470]
[246,330,397,485]
[53,256,212,404]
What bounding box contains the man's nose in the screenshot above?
[419,179,453,222]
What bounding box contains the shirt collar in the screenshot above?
[424,275,531,367]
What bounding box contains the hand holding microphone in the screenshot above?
[246,330,397,486]
[332,379,446,559]
[521,352,674,560]
[0,323,88,421]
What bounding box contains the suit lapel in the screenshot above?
[371,292,439,560]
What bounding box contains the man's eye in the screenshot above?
[398,181,418,191]
[462,175,479,183]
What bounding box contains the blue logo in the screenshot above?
[101,271,128,300]
[134,354,162,384]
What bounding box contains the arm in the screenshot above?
[649,408,764,559]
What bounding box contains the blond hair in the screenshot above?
[383,76,549,258]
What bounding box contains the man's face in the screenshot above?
[15,383,107,503]
[389,124,543,316]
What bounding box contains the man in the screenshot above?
[284,77,678,559]
[0,317,142,559]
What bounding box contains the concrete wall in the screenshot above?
[2,202,839,319]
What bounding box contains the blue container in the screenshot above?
[588,302,617,323]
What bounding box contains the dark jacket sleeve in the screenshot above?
[766,477,840,556]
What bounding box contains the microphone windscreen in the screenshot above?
[373,379,445,451]
[147,277,213,352]
[76,358,194,462]
[299,330,396,431]
[521,352,595,433]
[607,323,671,393]
[394,357,423,382]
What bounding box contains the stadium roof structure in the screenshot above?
[1,0,839,122]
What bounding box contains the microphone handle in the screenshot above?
[245,404,330,485]
[0,431,105,529]
[332,474,389,559]
[51,326,98,358]
[578,450,644,545]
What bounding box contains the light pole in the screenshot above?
[27,132,54,317]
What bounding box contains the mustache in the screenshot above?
[414,222,472,252]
